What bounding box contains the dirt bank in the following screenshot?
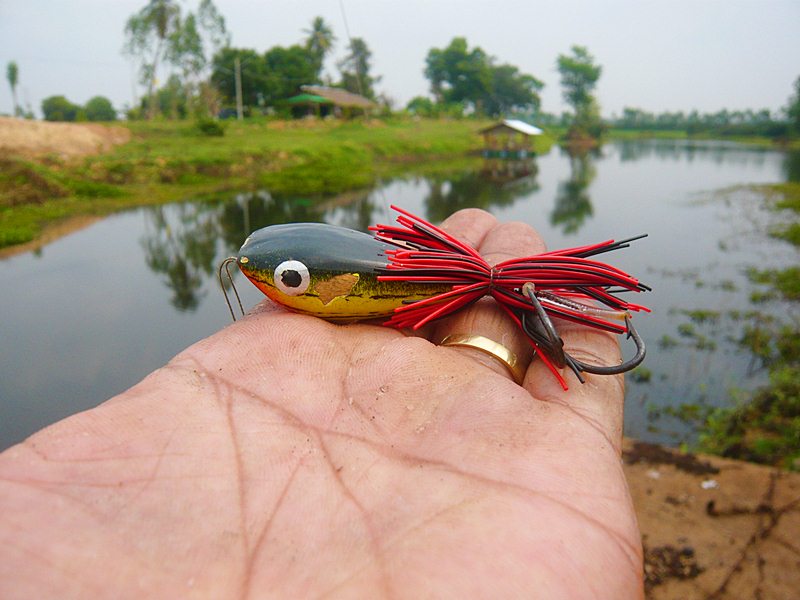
[0,116,130,159]
[623,439,800,598]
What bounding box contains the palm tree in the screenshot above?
[303,16,335,76]
[6,61,19,116]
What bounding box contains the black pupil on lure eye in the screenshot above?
[281,269,302,288]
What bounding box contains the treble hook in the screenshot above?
[218,256,244,322]
[570,314,646,376]
[519,283,647,383]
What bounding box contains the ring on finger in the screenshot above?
[439,333,526,384]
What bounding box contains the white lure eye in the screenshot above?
[274,260,310,296]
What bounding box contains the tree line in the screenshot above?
[5,60,118,121]
[608,107,792,138]
[4,0,800,141]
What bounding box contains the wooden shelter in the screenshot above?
[284,92,334,117]
[479,119,543,158]
[299,85,376,117]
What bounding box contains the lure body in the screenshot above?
[236,222,450,320]
[230,206,650,388]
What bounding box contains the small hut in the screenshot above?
[299,85,376,118]
[479,119,543,158]
[284,92,334,117]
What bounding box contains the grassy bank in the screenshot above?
[0,118,556,249]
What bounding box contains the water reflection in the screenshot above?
[317,191,377,231]
[217,192,323,250]
[480,157,538,184]
[782,150,800,182]
[424,160,539,223]
[617,138,772,167]
[551,147,597,234]
[5,139,797,451]
[142,204,219,311]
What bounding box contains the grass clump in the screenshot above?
[747,266,800,301]
[0,159,68,207]
[699,367,800,470]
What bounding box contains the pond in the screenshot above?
[2,140,798,451]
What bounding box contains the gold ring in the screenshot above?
[439,334,526,384]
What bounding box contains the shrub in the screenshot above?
[195,118,225,137]
[84,96,117,121]
[41,95,81,122]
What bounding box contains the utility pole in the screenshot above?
[234,57,243,120]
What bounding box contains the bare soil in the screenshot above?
[0,116,130,159]
[624,439,800,598]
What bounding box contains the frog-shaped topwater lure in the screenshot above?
[220,205,649,389]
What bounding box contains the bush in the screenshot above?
[195,118,225,137]
[84,96,117,121]
[41,95,81,122]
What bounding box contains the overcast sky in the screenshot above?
[1,0,798,119]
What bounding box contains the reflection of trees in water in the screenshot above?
[551,147,596,234]
[317,191,376,232]
[783,150,800,183]
[617,138,771,168]
[424,162,539,223]
[141,204,220,311]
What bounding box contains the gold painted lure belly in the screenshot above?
[235,222,451,320]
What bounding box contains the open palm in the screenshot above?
[0,210,643,598]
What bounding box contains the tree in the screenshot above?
[6,61,19,116]
[42,95,81,122]
[556,45,604,139]
[172,0,230,116]
[406,96,436,117]
[303,16,335,77]
[84,96,117,121]
[263,45,320,103]
[424,37,542,117]
[124,0,182,119]
[153,75,189,119]
[337,37,379,99]
[485,63,543,117]
[788,75,800,133]
[197,0,230,51]
[425,37,491,110]
[210,47,264,107]
[168,12,205,114]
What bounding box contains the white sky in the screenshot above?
[1,0,798,118]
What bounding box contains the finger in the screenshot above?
[524,319,626,450]
[439,207,498,249]
[433,220,546,383]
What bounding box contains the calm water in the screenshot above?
[2,140,798,450]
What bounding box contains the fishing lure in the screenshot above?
[220,205,650,389]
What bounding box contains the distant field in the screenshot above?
[3,117,555,249]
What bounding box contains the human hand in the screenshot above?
[0,209,643,598]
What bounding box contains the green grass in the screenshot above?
[2,117,559,249]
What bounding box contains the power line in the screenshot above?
[338,0,364,97]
